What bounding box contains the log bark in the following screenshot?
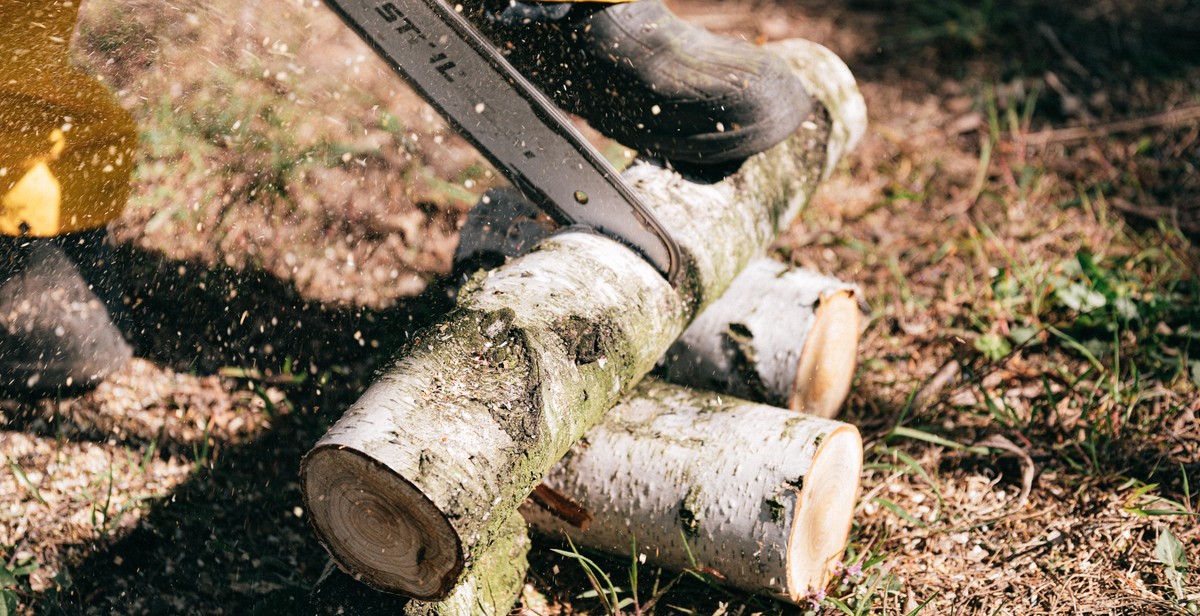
[403,513,530,616]
[453,196,865,419]
[661,258,864,418]
[524,380,863,602]
[301,38,867,599]
[310,512,529,616]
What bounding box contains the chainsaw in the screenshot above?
[324,0,683,283]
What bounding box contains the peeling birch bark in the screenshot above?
[661,258,865,418]
[301,39,866,599]
[524,380,863,602]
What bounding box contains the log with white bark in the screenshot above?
[525,266,867,602]
[300,39,867,599]
[524,379,863,602]
[455,196,866,419]
[661,258,864,418]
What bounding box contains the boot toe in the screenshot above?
[488,0,813,164]
[595,47,812,163]
[0,241,131,394]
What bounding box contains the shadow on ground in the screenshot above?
[795,0,1200,83]
[26,245,777,614]
[22,244,457,614]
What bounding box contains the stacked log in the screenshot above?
[455,190,866,421]
[450,192,867,601]
[310,513,529,615]
[301,38,867,607]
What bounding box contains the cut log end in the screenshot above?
[302,445,462,600]
[789,289,863,418]
[786,424,863,599]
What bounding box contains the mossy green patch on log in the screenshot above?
[680,484,705,536]
[766,496,787,523]
[404,514,529,616]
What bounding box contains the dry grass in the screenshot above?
[2,0,1198,614]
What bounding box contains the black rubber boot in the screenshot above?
[0,232,132,394]
[479,0,812,165]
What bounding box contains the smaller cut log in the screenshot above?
[453,192,865,418]
[523,380,863,602]
[662,258,864,418]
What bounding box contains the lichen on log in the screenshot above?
[309,513,530,616]
[303,232,683,598]
[403,513,530,616]
[453,201,866,418]
[301,38,867,599]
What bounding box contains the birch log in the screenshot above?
[301,39,867,599]
[524,380,863,602]
[454,198,866,419]
[661,258,864,418]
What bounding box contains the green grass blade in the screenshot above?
[888,426,989,455]
[8,460,47,505]
[872,497,928,528]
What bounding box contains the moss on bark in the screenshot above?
[404,514,530,616]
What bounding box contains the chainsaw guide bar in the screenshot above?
[325,0,683,282]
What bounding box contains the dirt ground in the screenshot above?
[2,0,1198,614]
